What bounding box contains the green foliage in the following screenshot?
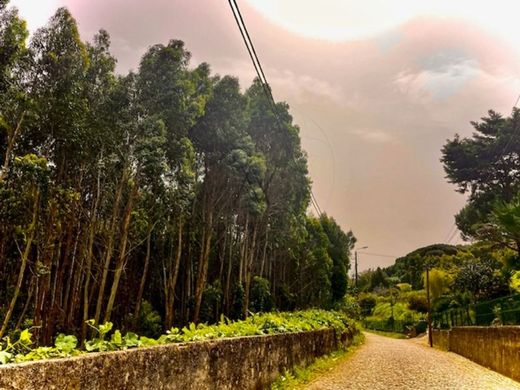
[230,283,245,321]
[407,292,428,313]
[333,295,361,319]
[0,310,355,365]
[453,258,509,301]
[396,283,412,292]
[424,268,452,301]
[358,293,377,316]
[200,281,223,324]
[249,277,274,313]
[0,329,81,364]
[441,109,520,241]
[511,271,520,293]
[384,244,457,289]
[319,214,356,302]
[136,300,162,338]
[369,267,389,291]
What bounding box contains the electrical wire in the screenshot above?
[227,0,324,216]
[357,251,397,259]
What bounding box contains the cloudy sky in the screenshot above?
[10,0,520,270]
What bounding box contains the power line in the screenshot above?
[227,0,324,216]
[310,192,323,216]
[228,0,268,85]
[357,252,397,259]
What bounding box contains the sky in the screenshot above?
[10,0,520,271]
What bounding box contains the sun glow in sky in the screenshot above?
[246,0,520,50]
[10,0,58,32]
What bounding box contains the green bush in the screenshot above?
[249,277,274,313]
[136,300,162,338]
[358,293,377,316]
[333,295,361,319]
[407,294,428,313]
[200,281,223,323]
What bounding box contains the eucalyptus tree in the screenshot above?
[13,7,91,343]
[0,154,49,339]
[0,0,29,181]
[0,0,30,312]
[319,214,356,302]
[295,216,333,307]
[135,40,208,327]
[244,80,310,304]
[79,29,118,340]
[190,75,266,323]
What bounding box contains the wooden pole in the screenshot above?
[426,265,433,347]
[355,251,358,288]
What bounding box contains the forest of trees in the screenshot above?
[0,3,356,345]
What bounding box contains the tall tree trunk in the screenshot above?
[238,215,249,285]
[34,195,61,345]
[14,275,35,332]
[103,181,138,323]
[164,221,183,329]
[259,224,269,278]
[93,169,126,326]
[192,184,214,323]
[243,221,258,318]
[0,189,38,339]
[134,222,154,320]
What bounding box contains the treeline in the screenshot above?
[0,3,356,344]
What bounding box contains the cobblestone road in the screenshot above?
[306,332,520,390]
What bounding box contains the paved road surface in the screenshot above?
[306,332,520,390]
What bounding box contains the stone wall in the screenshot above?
[0,328,354,390]
[431,329,450,351]
[432,326,520,382]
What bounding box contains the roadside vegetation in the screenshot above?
[0,310,355,365]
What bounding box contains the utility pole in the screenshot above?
[426,260,433,348]
[354,246,368,289]
[355,251,358,288]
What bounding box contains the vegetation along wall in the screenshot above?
[432,327,520,382]
[0,328,355,390]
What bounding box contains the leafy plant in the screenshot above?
[0,310,356,365]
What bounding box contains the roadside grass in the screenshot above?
[364,328,407,339]
[271,333,365,390]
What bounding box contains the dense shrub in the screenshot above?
[333,295,361,319]
[136,300,162,338]
[358,293,377,316]
[407,294,428,313]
